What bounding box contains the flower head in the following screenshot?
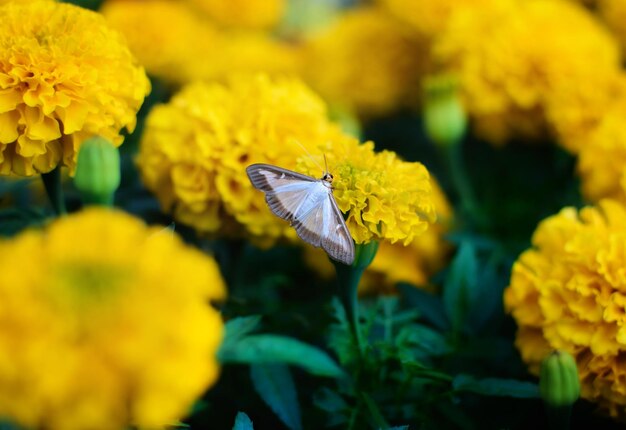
[504,200,626,418]
[296,138,436,245]
[185,0,286,29]
[138,74,348,242]
[576,76,626,203]
[0,208,226,429]
[303,6,429,117]
[102,0,299,86]
[101,0,219,85]
[377,0,490,37]
[0,0,150,176]
[138,73,436,246]
[433,0,620,148]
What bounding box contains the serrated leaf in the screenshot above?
[327,298,360,365]
[222,316,263,345]
[443,242,479,333]
[232,412,254,430]
[250,364,302,430]
[219,334,343,377]
[452,374,540,398]
[397,283,448,331]
[403,362,453,384]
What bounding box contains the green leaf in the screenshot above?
[250,364,302,430]
[219,334,344,378]
[403,362,453,384]
[452,374,541,398]
[396,324,451,357]
[232,412,254,430]
[313,388,349,412]
[443,242,479,334]
[223,316,263,344]
[397,283,448,331]
[327,298,360,365]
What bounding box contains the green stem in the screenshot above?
[441,141,482,227]
[41,166,66,216]
[335,262,367,356]
[545,405,572,430]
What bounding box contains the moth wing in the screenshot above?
[321,195,355,265]
[246,163,318,221]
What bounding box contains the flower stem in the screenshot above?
[440,141,482,227]
[333,241,379,359]
[41,166,67,216]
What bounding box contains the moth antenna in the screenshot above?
[291,139,324,173]
[323,154,329,174]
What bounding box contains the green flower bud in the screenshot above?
[74,137,120,206]
[540,350,580,407]
[423,75,467,148]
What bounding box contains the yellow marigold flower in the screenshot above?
[504,200,626,418]
[597,0,626,54]
[378,0,490,37]
[137,74,347,241]
[303,6,429,117]
[101,0,219,85]
[305,177,450,293]
[296,138,436,245]
[0,0,150,176]
[433,0,620,148]
[576,77,626,203]
[102,0,299,86]
[185,0,286,29]
[0,208,226,430]
[138,73,435,245]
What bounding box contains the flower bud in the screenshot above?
[73,137,121,206]
[423,75,467,148]
[540,350,580,407]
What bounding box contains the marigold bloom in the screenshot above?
[504,200,626,418]
[576,77,626,203]
[0,0,149,176]
[0,208,226,430]
[597,0,626,54]
[305,177,450,293]
[378,0,490,37]
[137,74,348,241]
[102,0,299,85]
[138,74,435,245]
[296,139,436,245]
[185,0,286,29]
[433,0,620,148]
[303,6,429,117]
[101,0,219,85]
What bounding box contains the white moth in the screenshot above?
[246,163,355,265]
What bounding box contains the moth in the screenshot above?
[246,163,355,265]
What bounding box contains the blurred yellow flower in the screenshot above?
[185,0,286,29]
[102,0,299,86]
[504,200,626,418]
[296,139,436,245]
[0,0,149,176]
[101,0,219,85]
[303,6,429,117]
[597,0,626,54]
[137,74,347,242]
[378,0,490,37]
[433,0,620,148]
[0,208,226,430]
[576,77,626,203]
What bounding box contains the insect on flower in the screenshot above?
[246,156,355,265]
